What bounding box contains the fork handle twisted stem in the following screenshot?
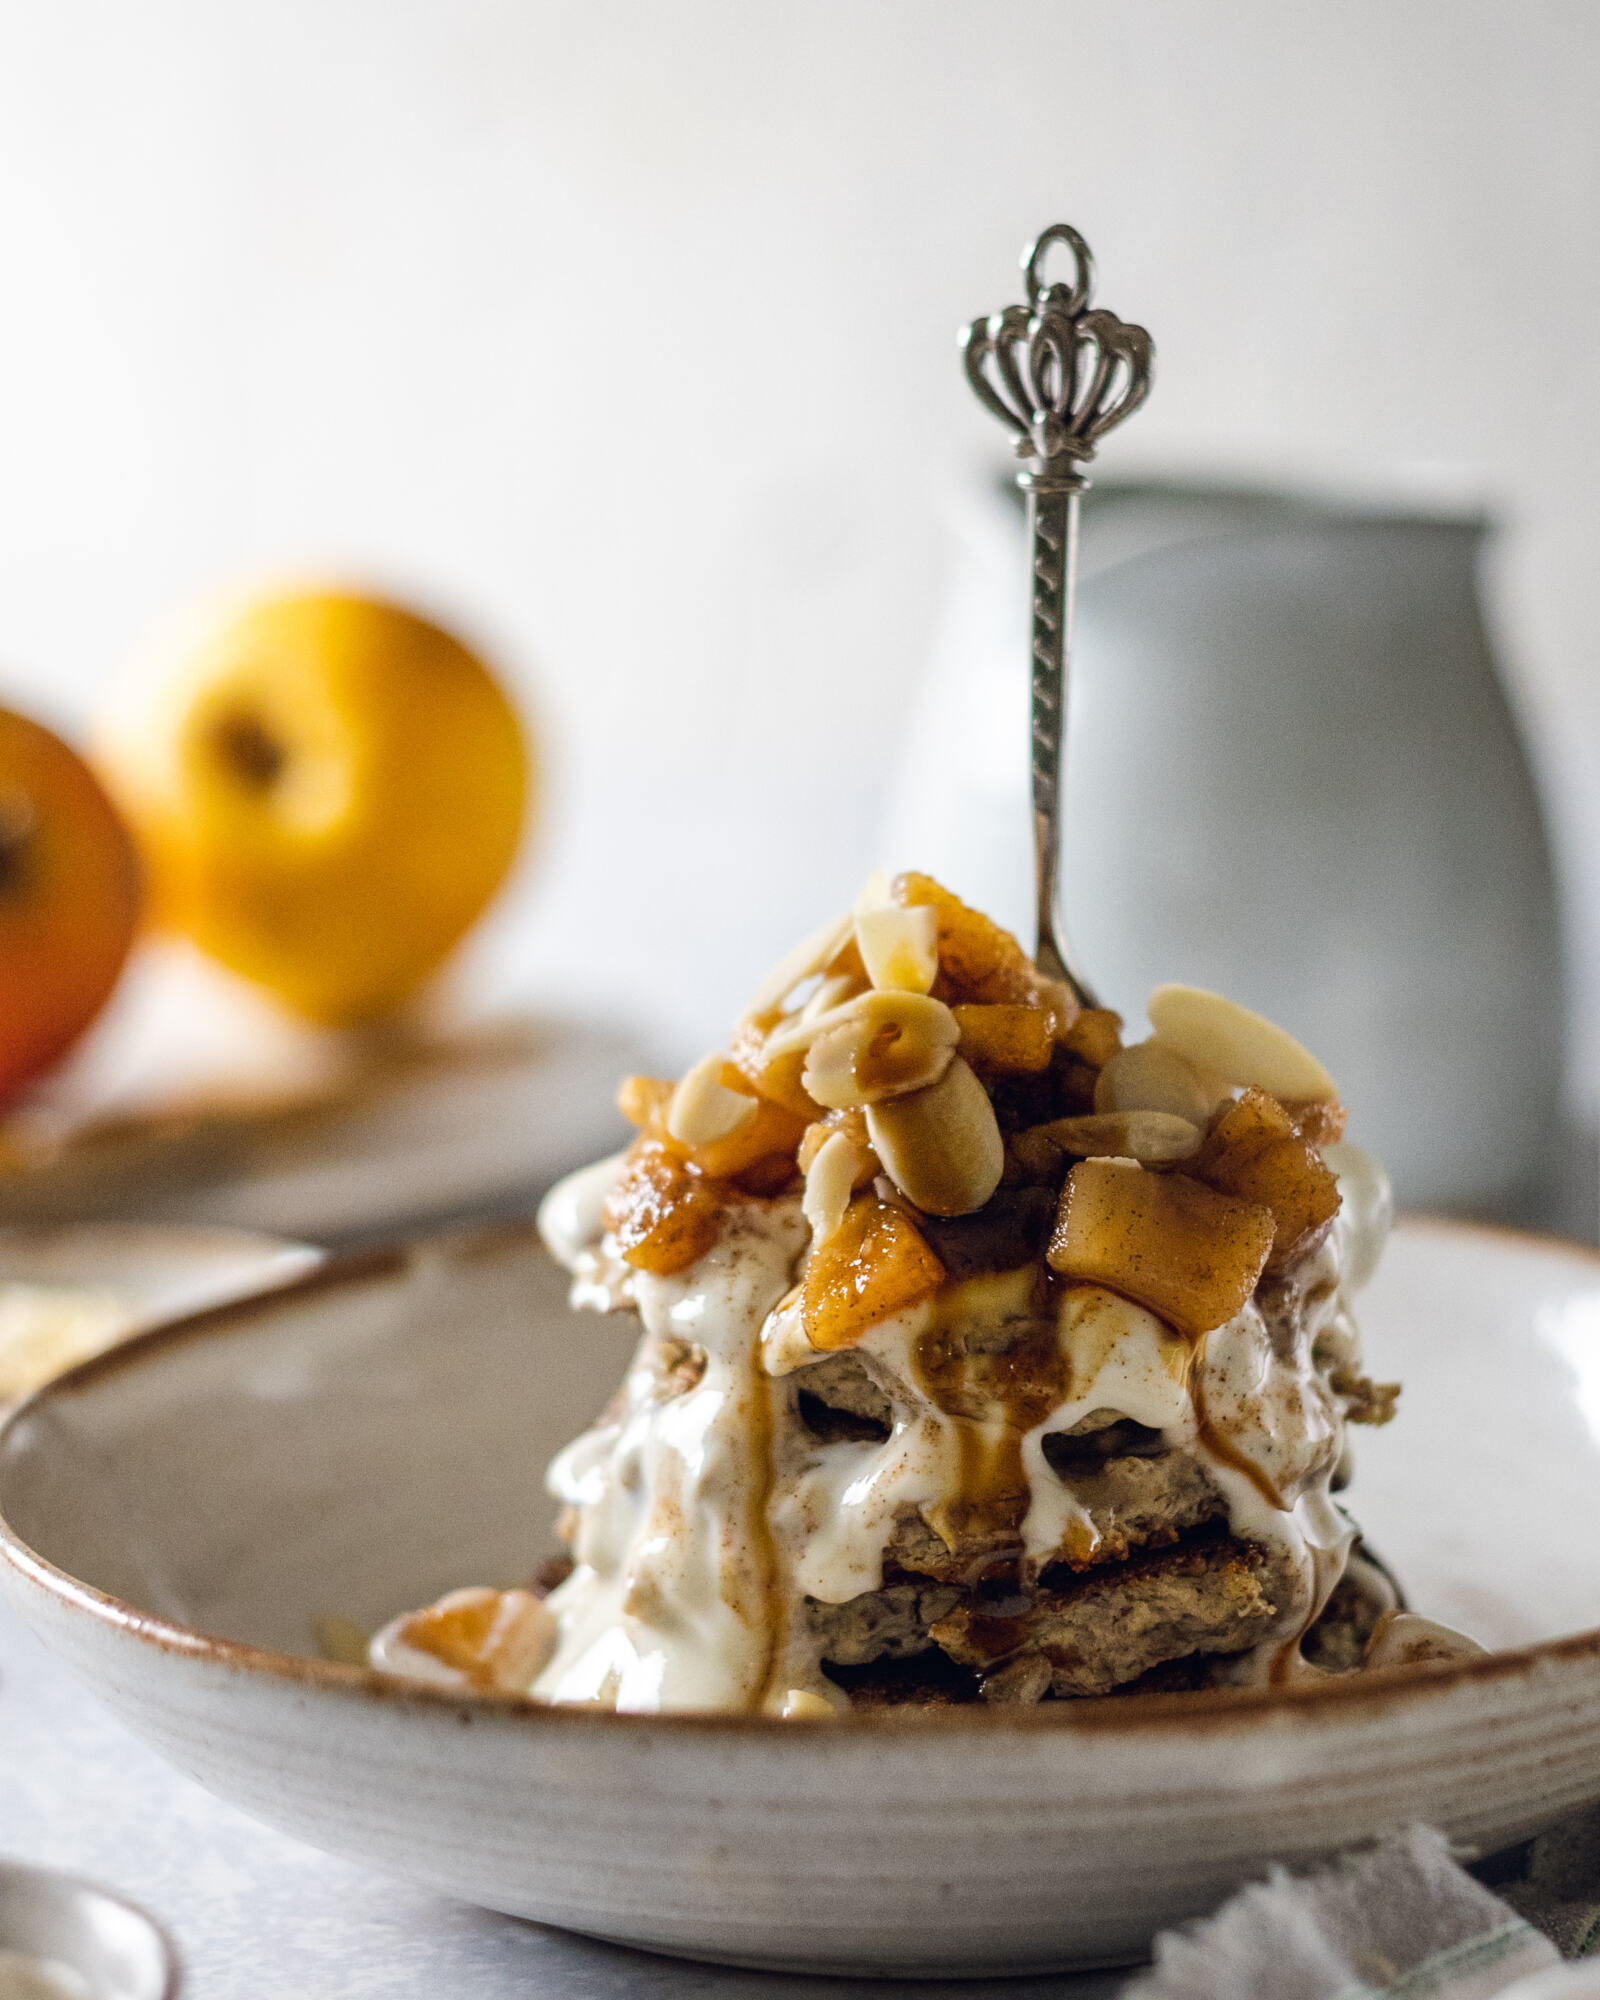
[1025,482,1089,1001]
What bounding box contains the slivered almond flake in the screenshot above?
[853,867,893,914]
[803,1128,861,1246]
[1147,984,1336,1103]
[666,1053,759,1148]
[746,912,853,1018]
[1028,1109,1202,1165]
[1094,1039,1229,1124]
[854,903,938,995]
[799,971,865,1024]
[801,991,960,1109]
[866,1055,1004,1216]
[798,1109,876,1180]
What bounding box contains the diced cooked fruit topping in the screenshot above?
[687,1092,808,1183]
[617,1067,806,1189]
[892,871,1073,1026]
[602,875,1351,1347]
[800,1193,946,1349]
[952,1002,1055,1076]
[605,1140,729,1276]
[728,1010,824,1118]
[1046,1158,1276,1340]
[618,1073,674,1129]
[395,1587,556,1693]
[1195,1087,1342,1274]
[1061,1007,1124,1067]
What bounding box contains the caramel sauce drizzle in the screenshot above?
[747,1316,788,1712]
[1191,1354,1287,1513]
[912,1284,1066,1589]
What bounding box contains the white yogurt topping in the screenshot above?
[535,1200,808,1710]
[519,1157,1389,1711]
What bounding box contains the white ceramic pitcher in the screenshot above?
[879,479,1564,1221]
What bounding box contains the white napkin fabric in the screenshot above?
[1125,1822,1572,1999]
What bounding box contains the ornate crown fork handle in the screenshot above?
[963,224,1154,1005]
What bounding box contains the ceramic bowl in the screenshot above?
[3,1217,1600,1978]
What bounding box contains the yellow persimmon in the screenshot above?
[96,588,530,1026]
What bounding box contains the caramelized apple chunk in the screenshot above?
[888,870,1043,1009]
[1197,1087,1342,1274]
[1061,1007,1124,1068]
[801,1193,945,1350]
[951,1002,1054,1076]
[1287,1097,1349,1149]
[618,1074,674,1130]
[729,1010,823,1119]
[605,1139,728,1276]
[1047,1158,1275,1340]
[396,1587,556,1694]
[688,1082,808,1182]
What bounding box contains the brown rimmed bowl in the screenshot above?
[1,1216,1598,1977]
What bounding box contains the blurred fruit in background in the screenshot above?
[97,588,532,1027]
[0,707,141,1103]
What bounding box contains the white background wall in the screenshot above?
[1,2,1597,1101]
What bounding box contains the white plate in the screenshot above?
[0,1017,637,1242]
[0,1223,322,1407]
[1,1218,1598,1976]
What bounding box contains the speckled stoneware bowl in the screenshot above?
[2,1217,1600,1977]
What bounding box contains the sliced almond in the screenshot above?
[761,999,850,1064]
[798,1109,877,1180]
[1030,1110,1202,1165]
[666,1052,760,1148]
[802,1128,862,1246]
[867,1055,1004,1216]
[1094,1040,1231,1125]
[853,867,893,914]
[799,971,865,1025]
[746,912,853,1018]
[802,991,960,1110]
[854,903,939,995]
[1146,984,1337,1103]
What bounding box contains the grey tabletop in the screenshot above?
[0,1600,1127,1998]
